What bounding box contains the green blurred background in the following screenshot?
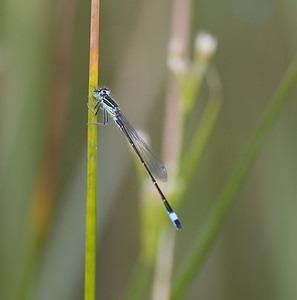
[1,0,297,299]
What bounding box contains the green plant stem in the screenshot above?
[180,96,221,183]
[171,54,297,300]
[85,0,100,300]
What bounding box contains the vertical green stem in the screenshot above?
[85,0,100,300]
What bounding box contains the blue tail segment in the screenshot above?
[168,211,182,230]
[163,199,182,230]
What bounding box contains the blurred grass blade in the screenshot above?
[85,0,100,299]
[171,53,297,300]
[179,95,221,183]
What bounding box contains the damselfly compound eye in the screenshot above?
[93,87,111,99]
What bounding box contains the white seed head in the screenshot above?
[167,37,188,75]
[167,56,188,75]
[195,32,217,57]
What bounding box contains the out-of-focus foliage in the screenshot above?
[0,0,297,299]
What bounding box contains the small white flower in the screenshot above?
[167,37,188,75]
[167,56,188,75]
[195,32,217,57]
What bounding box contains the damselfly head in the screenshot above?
[93,87,111,99]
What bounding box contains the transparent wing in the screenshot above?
[116,112,168,182]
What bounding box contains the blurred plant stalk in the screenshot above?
[150,31,219,300]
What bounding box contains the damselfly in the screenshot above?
[90,87,182,230]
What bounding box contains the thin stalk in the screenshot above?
[163,0,191,170]
[85,0,100,300]
[171,53,297,300]
[179,98,221,183]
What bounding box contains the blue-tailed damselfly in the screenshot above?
[90,87,182,230]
